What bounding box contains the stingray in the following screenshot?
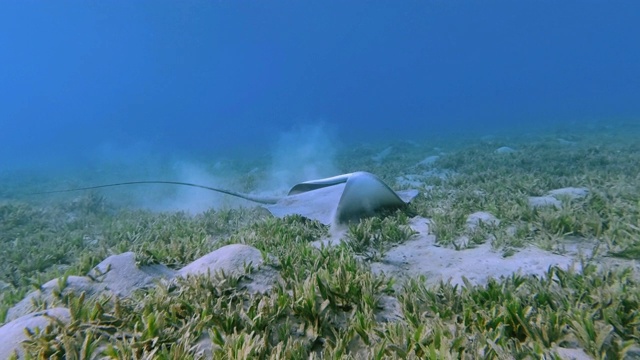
[35,171,419,226]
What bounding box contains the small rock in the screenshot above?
[409,216,431,235]
[88,252,175,297]
[395,174,425,188]
[178,244,264,278]
[466,212,500,230]
[7,253,175,322]
[529,196,562,208]
[424,169,452,180]
[6,276,95,322]
[194,333,213,359]
[557,138,578,146]
[372,147,393,162]
[495,146,516,154]
[528,187,589,209]
[239,266,283,294]
[553,346,592,360]
[375,295,404,323]
[0,307,71,359]
[625,345,640,360]
[179,244,282,294]
[417,155,439,166]
[547,187,589,200]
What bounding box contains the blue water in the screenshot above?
[1,1,639,171]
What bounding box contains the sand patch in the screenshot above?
[371,217,598,287]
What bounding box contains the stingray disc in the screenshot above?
[266,171,419,225]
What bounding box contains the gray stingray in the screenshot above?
[35,171,419,226]
[268,172,419,225]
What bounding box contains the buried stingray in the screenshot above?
[36,172,419,226]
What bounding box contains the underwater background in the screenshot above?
[1,1,639,185]
[3,2,640,358]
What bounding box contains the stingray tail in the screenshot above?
[31,181,280,205]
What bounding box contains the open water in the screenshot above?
[0,1,638,204]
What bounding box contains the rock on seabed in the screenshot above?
[178,244,264,278]
[0,308,71,359]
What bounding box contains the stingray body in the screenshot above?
[35,171,419,226]
[271,172,418,225]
